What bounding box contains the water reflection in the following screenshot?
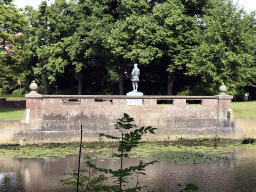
[0,172,24,192]
[0,147,256,191]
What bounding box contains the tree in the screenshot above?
[41,0,115,95]
[152,0,199,95]
[185,0,256,98]
[21,1,53,94]
[22,0,79,94]
[106,0,154,95]
[44,0,83,94]
[108,0,199,95]
[0,0,32,89]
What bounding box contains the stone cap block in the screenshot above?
[25,91,42,98]
[214,94,233,100]
[41,95,221,99]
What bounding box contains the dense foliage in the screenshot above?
[0,0,32,89]
[185,0,256,99]
[1,0,256,100]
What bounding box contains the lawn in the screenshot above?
[1,94,26,101]
[0,109,26,120]
[0,95,26,120]
[231,101,256,118]
[0,94,256,119]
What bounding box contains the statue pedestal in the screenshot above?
[127,91,143,105]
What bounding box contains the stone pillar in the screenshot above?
[216,83,233,120]
[20,80,42,130]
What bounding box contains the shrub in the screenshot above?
[200,137,209,141]
[227,111,231,120]
[36,86,45,94]
[213,133,220,141]
[0,87,9,95]
[61,113,158,191]
[61,113,199,192]
[12,88,28,95]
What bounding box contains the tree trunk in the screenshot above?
[77,71,83,95]
[167,71,175,95]
[119,71,124,95]
[118,60,125,95]
[44,68,48,95]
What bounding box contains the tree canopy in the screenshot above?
[1,0,256,100]
[0,0,32,87]
[185,0,256,98]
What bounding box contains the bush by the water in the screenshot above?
[242,138,255,144]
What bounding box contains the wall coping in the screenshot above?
[27,94,233,100]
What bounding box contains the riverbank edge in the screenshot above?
[1,118,255,145]
[0,138,252,148]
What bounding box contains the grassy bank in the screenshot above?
[0,94,256,119]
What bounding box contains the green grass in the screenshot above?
[0,95,26,120]
[0,94,26,101]
[231,101,256,118]
[0,109,25,120]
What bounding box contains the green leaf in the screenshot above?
[124,113,129,118]
[184,183,199,192]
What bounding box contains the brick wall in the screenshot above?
[17,94,235,144]
[0,98,26,109]
[26,98,41,119]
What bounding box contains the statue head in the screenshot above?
[134,64,138,68]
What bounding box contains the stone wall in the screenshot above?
[2,118,256,145]
[0,119,21,144]
[0,81,237,144]
[16,90,236,144]
[234,118,256,138]
[0,98,26,109]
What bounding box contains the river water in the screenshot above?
[0,144,256,192]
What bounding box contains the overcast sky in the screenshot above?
[12,0,256,14]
